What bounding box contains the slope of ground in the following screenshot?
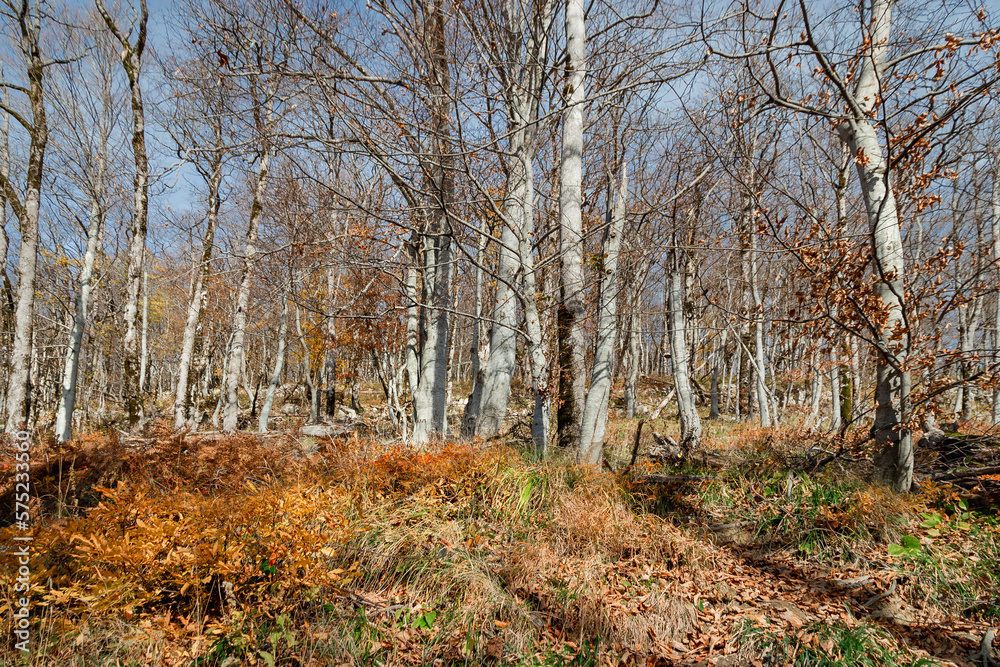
[1,419,998,666]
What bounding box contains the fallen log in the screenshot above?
[929,465,1000,482]
[630,474,717,485]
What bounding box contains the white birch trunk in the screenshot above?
[625,302,641,419]
[748,192,771,428]
[139,270,149,391]
[472,148,525,437]
[96,0,150,428]
[991,152,1000,425]
[173,154,222,428]
[460,218,487,434]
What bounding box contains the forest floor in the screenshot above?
[1,403,1000,666]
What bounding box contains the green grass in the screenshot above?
[737,618,939,666]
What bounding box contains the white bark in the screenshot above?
[139,270,149,391]
[991,152,1000,426]
[472,156,525,437]
[258,280,290,432]
[463,0,552,439]
[836,0,911,491]
[560,0,588,454]
[173,152,222,427]
[97,0,150,428]
[669,264,702,450]
[223,124,271,432]
[411,230,452,444]
[520,214,550,456]
[580,163,627,464]
[0,88,12,416]
[460,218,487,434]
[745,184,771,427]
[55,128,107,442]
[3,8,48,433]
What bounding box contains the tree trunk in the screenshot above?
[0,93,13,418]
[139,270,149,393]
[223,131,271,432]
[838,0,911,491]
[55,134,106,442]
[830,350,841,432]
[625,300,641,419]
[580,163,627,464]
[461,217,487,434]
[324,267,338,417]
[2,11,48,433]
[258,280,290,432]
[669,262,701,449]
[748,194,772,427]
[174,152,222,427]
[295,304,320,424]
[471,150,524,437]
[558,0,587,452]
[991,151,1000,426]
[96,0,151,429]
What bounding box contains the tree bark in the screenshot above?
[669,260,701,450]
[837,0,912,491]
[460,217,487,434]
[559,0,588,453]
[258,279,290,432]
[991,151,1000,426]
[580,163,627,464]
[222,103,272,432]
[174,150,222,427]
[97,0,150,429]
[3,5,49,433]
[139,270,149,392]
[55,120,107,442]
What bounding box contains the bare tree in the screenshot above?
[559,0,588,456]
[52,15,120,442]
[1,0,50,433]
[95,0,150,429]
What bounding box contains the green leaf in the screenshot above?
[958,498,969,510]
[516,479,535,514]
[888,535,921,557]
[258,651,276,667]
[413,610,437,630]
[956,521,972,531]
[919,512,942,529]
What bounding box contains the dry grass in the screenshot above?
[1,417,995,666]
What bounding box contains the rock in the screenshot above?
[917,427,946,448]
[336,405,358,420]
[868,597,915,625]
[760,600,809,627]
[299,423,348,438]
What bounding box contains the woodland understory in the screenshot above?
[2,383,1000,666]
[1,0,1000,664]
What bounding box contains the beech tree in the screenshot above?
[51,14,121,442]
[1,0,50,433]
[95,0,149,429]
[709,0,1000,491]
